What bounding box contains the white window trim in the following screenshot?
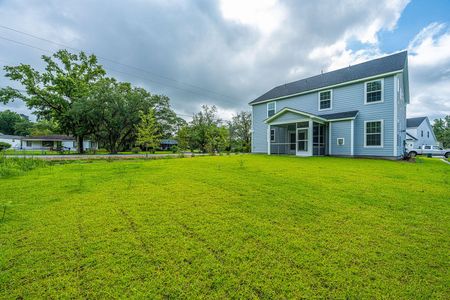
[364,119,384,148]
[270,128,275,142]
[337,138,345,146]
[318,89,332,111]
[267,101,276,118]
[364,79,384,105]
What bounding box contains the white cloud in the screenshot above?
[407,23,450,120]
[3,0,446,123]
[219,0,286,36]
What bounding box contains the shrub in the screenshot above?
[0,142,11,151]
[170,146,179,153]
[0,155,47,178]
[131,147,141,154]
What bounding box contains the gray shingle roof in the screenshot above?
[406,117,427,128]
[250,51,408,105]
[0,134,23,139]
[319,110,359,120]
[22,135,75,141]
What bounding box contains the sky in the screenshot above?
[0,0,449,122]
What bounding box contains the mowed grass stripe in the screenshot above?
[0,155,449,298]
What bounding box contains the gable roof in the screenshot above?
[406,117,427,128]
[265,107,327,123]
[250,51,408,105]
[265,107,358,124]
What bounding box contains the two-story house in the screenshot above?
[249,51,409,159]
[405,116,438,149]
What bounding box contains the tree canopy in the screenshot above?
[433,116,450,148]
[0,50,106,152]
[0,110,32,135]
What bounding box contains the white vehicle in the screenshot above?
[407,145,450,158]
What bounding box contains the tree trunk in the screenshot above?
[77,136,84,154]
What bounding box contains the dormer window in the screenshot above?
[267,102,276,117]
[365,79,383,104]
[318,90,332,111]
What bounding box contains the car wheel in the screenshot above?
[445,152,449,158]
[409,151,417,158]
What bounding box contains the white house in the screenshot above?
[20,135,97,151]
[0,134,23,149]
[406,117,437,148]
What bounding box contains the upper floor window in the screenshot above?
[364,120,383,147]
[267,102,276,117]
[421,130,423,137]
[318,90,332,111]
[365,79,383,104]
[427,131,429,138]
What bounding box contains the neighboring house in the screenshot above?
[0,134,23,149]
[249,51,409,159]
[21,135,98,151]
[160,139,177,150]
[406,117,437,148]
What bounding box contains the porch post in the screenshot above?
[308,120,313,156]
[350,120,354,156]
[329,122,332,155]
[267,125,271,155]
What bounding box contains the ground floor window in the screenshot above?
[26,141,32,147]
[270,129,275,142]
[365,120,383,147]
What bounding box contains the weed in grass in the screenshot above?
[1,201,12,222]
[239,159,245,169]
[0,155,47,178]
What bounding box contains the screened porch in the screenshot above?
[268,121,328,156]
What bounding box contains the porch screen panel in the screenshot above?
[297,129,308,151]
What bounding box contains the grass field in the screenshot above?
[0,155,449,298]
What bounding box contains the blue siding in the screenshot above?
[252,104,268,153]
[252,75,400,157]
[330,121,351,155]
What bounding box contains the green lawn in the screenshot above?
[0,155,449,298]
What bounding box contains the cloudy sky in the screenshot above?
[0,0,449,121]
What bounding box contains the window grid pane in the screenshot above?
[366,80,382,103]
[366,121,382,146]
[319,91,331,109]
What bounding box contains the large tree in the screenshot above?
[0,110,32,135]
[83,78,180,153]
[228,111,251,152]
[30,119,61,136]
[181,105,229,153]
[136,109,161,152]
[433,116,450,148]
[0,50,106,153]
